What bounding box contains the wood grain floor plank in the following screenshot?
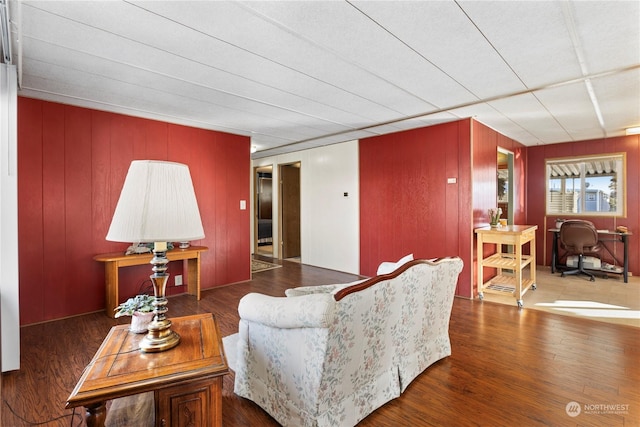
[2,259,638,426]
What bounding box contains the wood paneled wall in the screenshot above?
[17,98,250,325]
[359,119,473,297]
[471,121,528,296]
[471,121,527,227]
[359,119,527,299]
[527,135,639,275]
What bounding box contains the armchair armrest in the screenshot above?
[285,279,368,297]
[238,292,335,329]
[285,284,341,297]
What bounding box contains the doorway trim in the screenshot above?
[498,147,515,224]
[278,162,301,261]
[253,165,274,257]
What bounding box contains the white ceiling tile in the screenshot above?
[11,1,640,155]
[535,80,604,141]
[235,1,449,112]
[592,70,640,134]
[487,93,576,143]
[138,1,433,116]
[351,1,526,101]
[458,1,581,88]
[22,0,405,126]
[570,1,640,73]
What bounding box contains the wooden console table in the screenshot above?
[475,225,537,308]
[94,246,208,318]
[66,313,228,427]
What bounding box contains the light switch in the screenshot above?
[447,177,457,184]
[240,200,246,210]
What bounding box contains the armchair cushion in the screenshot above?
[376,253,414,275]
[238,292,335,329]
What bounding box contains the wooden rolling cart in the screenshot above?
[475,225,537,308]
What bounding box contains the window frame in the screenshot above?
[545,152,626,218]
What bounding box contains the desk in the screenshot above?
[95,246,208,318]
[475,225,537,308]
[549,229,631,283]
[66,313,228,427]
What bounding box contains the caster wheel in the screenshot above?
[590,277,595,282]
[517,300,524,308]
[532,284,537,290]
[478,293,484,301]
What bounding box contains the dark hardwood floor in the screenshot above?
[3,258,639,426]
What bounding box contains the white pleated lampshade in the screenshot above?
[106,160,205,243]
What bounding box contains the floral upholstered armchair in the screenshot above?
[233,257,464,427]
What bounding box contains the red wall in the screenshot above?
[471,122,528,295]
[527,135,639,275]
[359,119,529,299]
[472,121,528,227]
[359,119,473,297]
[18,98,251,325]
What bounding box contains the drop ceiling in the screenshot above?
[4,0,639,158]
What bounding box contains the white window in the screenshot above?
[546,153,626,217]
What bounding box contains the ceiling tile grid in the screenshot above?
[7,0,639,157]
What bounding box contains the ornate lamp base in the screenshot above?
[139,247,180,353]
[139,318,180,352]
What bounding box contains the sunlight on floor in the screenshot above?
[481,266,640,327]
[536,300,629,309]
[535,300,640,319]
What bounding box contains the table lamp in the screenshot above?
[106,160,205,352]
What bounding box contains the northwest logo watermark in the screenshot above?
[566,401,630,417]
[565,401,581,417]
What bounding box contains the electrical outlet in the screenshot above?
[175,275,183,286]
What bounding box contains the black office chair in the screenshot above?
[559,220,601,281]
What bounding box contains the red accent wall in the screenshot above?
[18,98,250,325]
[471,122,528,292]
[359,119,473,297]
[359,119,527,299]
[471,121,528,226]
[527,135,639,275]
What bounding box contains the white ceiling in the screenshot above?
[4,0,639,159]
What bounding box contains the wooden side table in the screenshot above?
[94,246,208,318]
[66,313,228,427]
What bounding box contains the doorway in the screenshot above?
[279,162,301,261]
[497,148,514,224]
[254,166,273,256]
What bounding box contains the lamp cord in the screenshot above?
[4,347,141,426]
[139,278,154,295]
[3,278,153,426]
[3,398,83,426]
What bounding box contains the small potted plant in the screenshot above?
[114,294,156,333]
[488,207,502,227]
